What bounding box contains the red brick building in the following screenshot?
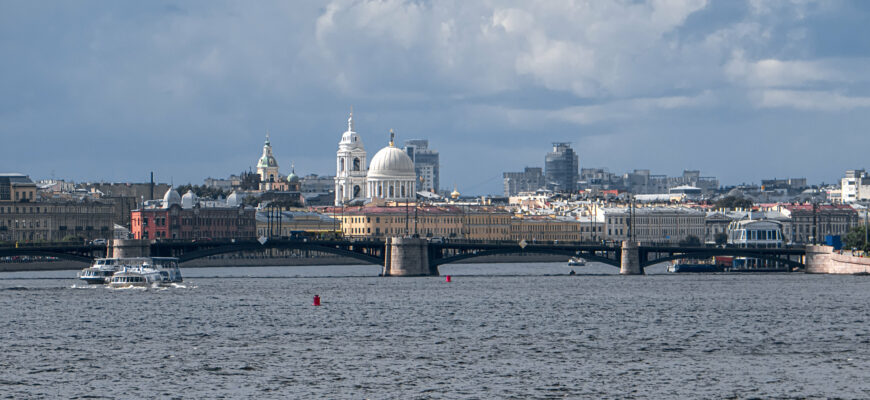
[131,187,256,241]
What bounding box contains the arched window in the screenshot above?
[339,159,345,172]
[353,158,360,171]
[389,185,394,197]
[269,174,275,182]
[353,185,361,198]
[377,185,382,197]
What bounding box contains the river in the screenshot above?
[1,262,868,398]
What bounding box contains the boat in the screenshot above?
[79,257,182,286]
[107,257,182,288]
[567,257,586,267]
[77,258,123,284]
[667,258,726,273]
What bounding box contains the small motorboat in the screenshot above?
[567,257,586,267]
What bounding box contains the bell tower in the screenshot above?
[257,132,280,191]
[334,110,368,205]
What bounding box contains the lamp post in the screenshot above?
[415,176,423,237]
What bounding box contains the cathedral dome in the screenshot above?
[368,145,415,180]
[181,190,198,209]
[162,187,181,208]
[226,191,242,207]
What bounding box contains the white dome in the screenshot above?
[227,191,240,207]
[181,190,198,209]
[162,187,181,208]
[368,146,416,180]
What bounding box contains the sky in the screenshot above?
[2,0,869,195]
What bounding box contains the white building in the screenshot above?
[366,131,416,202]
[841,169,870,203]
[334,112,368,205]
[727,219,784,248]
[334,112,416,205]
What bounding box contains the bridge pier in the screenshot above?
[619,240,642,275]
[112,239,150,258]
[383,237,433,277]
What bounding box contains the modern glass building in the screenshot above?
[545,142,579,193]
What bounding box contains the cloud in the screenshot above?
[2,0,870,194]
[757,90,870,111]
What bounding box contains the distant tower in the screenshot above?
[257,132,280,191]
[334,111,368,205]
[545,142,579,193]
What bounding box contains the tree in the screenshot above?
[843,226,870,251]
[679,235,702,247]
[714,196,753,210]
[714,232,728,246]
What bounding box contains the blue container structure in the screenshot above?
[825,235,843,250]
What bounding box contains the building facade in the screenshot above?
[404,139,439,193]
[601,207,706,245]
[0,200,114,243]
[256,210,339,238]
[781,204,858,244]
[840,169,870,203]
[335,205,465,239]
[545,143,579,193]
[130,188,256,240]
[503,167,545,197]
[510,216,583,242]
[0,174,113,243]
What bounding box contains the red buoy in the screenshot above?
[445,275,451,283]
[313,295,321,306]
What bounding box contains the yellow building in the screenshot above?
[510,216,584,243]
[255,210,340,238]
[463,209,511,240]
[334,204,464,239]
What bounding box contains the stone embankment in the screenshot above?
[805,245,870,274]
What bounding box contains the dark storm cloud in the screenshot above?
[2,0,870,193]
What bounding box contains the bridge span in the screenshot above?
[0,238,807,276]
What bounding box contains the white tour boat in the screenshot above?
[77,258,123,284]
[107,257,183,288]
[79,257,182,287]
[567,257,586,267]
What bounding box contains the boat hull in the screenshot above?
[668,263,725,273]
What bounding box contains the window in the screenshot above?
[353,158,361,171]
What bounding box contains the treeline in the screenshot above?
[176,184,231,199]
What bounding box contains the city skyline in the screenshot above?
[3,1,870,194]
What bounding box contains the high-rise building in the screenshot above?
[503,167,545,196]
[403,139,439,193]
[545,142,579,193]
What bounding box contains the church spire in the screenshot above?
[348,106,354,132]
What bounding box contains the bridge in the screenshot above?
[0,238,807,276]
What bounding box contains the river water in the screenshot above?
[0,262,868,399]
